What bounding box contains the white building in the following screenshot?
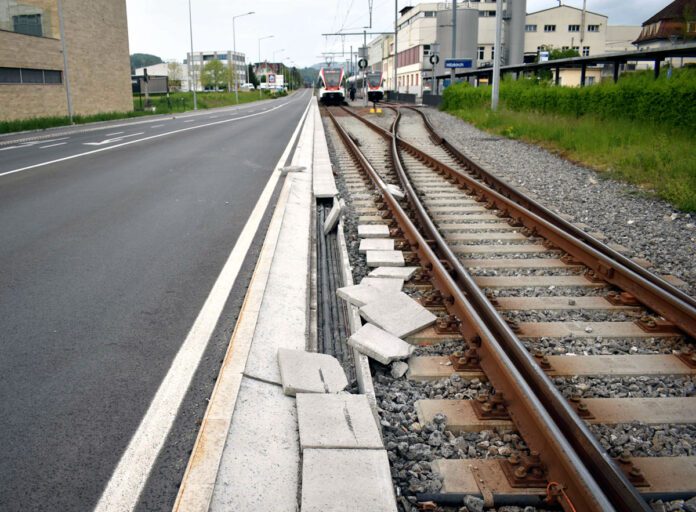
[185,50,246,92]
[135,62,190,92]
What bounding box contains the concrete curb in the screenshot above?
[172,97,313,512]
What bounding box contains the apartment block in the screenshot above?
[0,0,132,121]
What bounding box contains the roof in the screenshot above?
[643,0,696,25]
[527,4,607,19]
[399,6,413,16]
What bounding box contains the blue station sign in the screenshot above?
[444,59,473,69]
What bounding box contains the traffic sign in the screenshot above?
[358,58,368,69]
[444,59,473,69]
[268,74,276,84]
[429,54,440,65]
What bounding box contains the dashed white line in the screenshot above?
[151,125,164,129]
[106,131,125,136]
[40,142,68,149]
[183,119,195,123]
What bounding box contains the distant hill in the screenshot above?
[130,54,164,73]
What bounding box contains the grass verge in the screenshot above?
[0,90,281,135]
[446,106,696,212]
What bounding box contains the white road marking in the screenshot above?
[106,132,125,136]
[150,125,164,129]
[40,142,68,149]
[209,115,219,119]
[0,91,303,180]
[182,119,195,123]
[83,132,145,146]
[93,93,312,512]
[0,137,69,151]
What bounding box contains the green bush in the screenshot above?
[442,69,696,130]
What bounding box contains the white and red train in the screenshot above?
[317,67,345,105]
[346,71,385,103]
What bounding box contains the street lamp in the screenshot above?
[273,49,285,91]
[232,11,254,103]
[258,35,274,98]
[188,0,197,110]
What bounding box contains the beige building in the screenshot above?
[0,0,132,122]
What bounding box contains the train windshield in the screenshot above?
[323,69,342,87]
[367,73,382,88]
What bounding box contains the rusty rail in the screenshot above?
[325,106,623,512]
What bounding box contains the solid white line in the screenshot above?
[0,102,293,180]
[40,142,68,149]
[106,131,125,136]
[93,92,312,512]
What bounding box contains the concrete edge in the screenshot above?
[172,96,313,512]
[336,217,378,420]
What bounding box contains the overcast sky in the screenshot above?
[125,0,667,67]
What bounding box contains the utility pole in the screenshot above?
[492,0,503,110]
[394,0,398,99]
[258,35,274,99]
[188,0,197,110]
[57,0,73,122]
[450,0,457,85]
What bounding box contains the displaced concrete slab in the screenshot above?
[359,238,394,253]
[366,250,405,267]
[387,184,405,200]
[360,277,404,293]
[336,283,390,308]
[278,348,348,397]
[323,198,346,235]
[358,224,390,238]
[360,292,437,338]
[296,393,383,449]
[301,449,397,512]
[369,266,420,280]
[210,377,299,512]
[348,323,415,365]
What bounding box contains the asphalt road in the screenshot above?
[0,89,312,511]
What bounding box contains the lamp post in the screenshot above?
[232,11,254,103]
[57,0,73,122]
[273,49,285,91]
[258,35,274,98]
[188,0,197,110]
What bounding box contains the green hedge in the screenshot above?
[441,70,696,130]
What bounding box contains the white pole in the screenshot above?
[232,18,237,100]
[394,0,398,99]
[57,0,73,122]
[451,0,457,85]
[188,0,198,110]
[492,0,503,111]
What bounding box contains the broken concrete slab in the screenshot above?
[348,323,415,365]
[336,283,389,308]
[366,250,405,267]
[387,184,405,200]
[390,361,409,379]
[323,199,346,235]
[358,224,390,238]
[368,266,420,280]
[296,393,383,450]
[359,292,437,338]
[277,348,348,397]
[360,277,404,293]
[358,238,394,253]
[301,449,397,512]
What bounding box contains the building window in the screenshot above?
[582,46,590,56]
[562,46,569,50]
[525,24,537,32]
[587,24,600,32]
[0,67,63,85]
[478,46,485,60]
[587,76,595,85]
[572,46,580,52]
[491,47,495,60]
[568,24,580,32]
[424,11,437,17]
[12,13,43,37]
[544,25,556,32]
[687,22,696,33]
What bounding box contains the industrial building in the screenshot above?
[185,50,246,92]
[0,0,132,121]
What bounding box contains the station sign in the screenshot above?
[268,74,276,84]
[444,59,473,69]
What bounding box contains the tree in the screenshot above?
[130,53,163,73]
[201,60,226,90]
[167,60,183,90]
[248,64,259,88]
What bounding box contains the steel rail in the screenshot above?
[343,106,696,341]
[325,106,618,512]
[336,105,654,511]
[404,107,696,316]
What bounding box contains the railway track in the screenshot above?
[322,104,696,512]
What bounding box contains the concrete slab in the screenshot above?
[348,323,415,365]
[301,449,397,512]
[296,393,383,449]
[323,198,346,235]
[209,377,299,512]
[387,184,405,200]
[360,292,437,338]
[369,266,420,280]
[277,348,348,396]
[360,277,404,293]
[358,224,390,238]
[336,283,390,308]
[358,238,394,253]
[366,250,405,267]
